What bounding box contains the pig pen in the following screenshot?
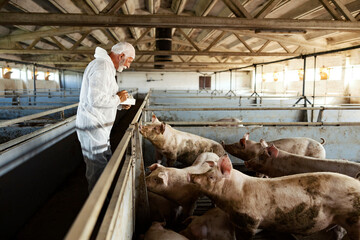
[65,90,360,240]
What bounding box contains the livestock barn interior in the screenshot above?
[1,0,360,239]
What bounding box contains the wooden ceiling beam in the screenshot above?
[221,0,252,19]
[26,38,41,50]
[318,0,343,20]
[146,0,160,14]
[177,28,201,52]
[1,13,359,31]
[132,28,152,47]
[233,33,254,53]
[70,30,92,50]
[327,32,360,45]
[0,0,10,10]
[101,29,117,45]
[100,0,127,15]
[70,0,95,15]
[329,0,356,21]
[231,30,328,50]
[0,26,95,44]
[257,40,271,53]
[277,42,291,53]
[203,31,226,52]
[50,36,66,50]
[255,0,282,19]
[0,49,298,57]
[171,0,187,14]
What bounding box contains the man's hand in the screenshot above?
[122,105,131,110]
[117,90,128,102]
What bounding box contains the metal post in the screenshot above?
[33,64,37,105]
[302,57,306,98]
[249,64,260,99]
[293,56,312,107]
[311,56,317,122]
[225,70,236,96]
[211,72,221,95]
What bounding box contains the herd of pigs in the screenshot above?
[138,114,360,240]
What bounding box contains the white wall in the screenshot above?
[117,71,252,93]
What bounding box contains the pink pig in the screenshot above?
[222,132,326,161]
[140,114,225,166]
[189,154,360,240]
[244,139,360,178]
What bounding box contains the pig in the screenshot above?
[140,113,225,166]
[144,222,189,240]
[214,117,243,127]
[146,152,219,218]
[222,132,326,162]
[179,207,236,240]
[148,191,182,227]
[244,139,360,178]
[189,154,360,240]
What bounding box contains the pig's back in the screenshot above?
[272,137,325,158]
[174,130,225,165]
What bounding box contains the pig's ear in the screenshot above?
[152,113,160,123]
[205,160,216,167]
[355,171,360,180]
[158,172,168,186]
[267,144,279,158]
[243,132,249,140]
[239,138,246,148]
[160,122,166,134]
[219,154,232,178]
[260,139,268,148]
[148,163,159,171]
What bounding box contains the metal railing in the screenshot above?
[0,103,79,128]
[65,92,150,240]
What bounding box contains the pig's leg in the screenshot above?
[179,202,197,220]
[344,226,360,240]
[233,225,255,240]
[166,158,176,167]
[155,150,163,164]
[340,221,360,240]
[230,214,260,240]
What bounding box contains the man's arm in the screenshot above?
[87,70,121,108]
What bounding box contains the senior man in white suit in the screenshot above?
[76,42,135,192]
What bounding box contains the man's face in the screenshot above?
[117,54,134,72]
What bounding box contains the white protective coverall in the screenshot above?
[76,47,121,191]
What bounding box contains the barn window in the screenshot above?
[199,76,211,90]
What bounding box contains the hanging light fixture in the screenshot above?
[32,69,38,80]
[2,65,12,79]
[273,71,279,82]
[320,65,329,80]
[298,68,304,81]
[45,71,51,80]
